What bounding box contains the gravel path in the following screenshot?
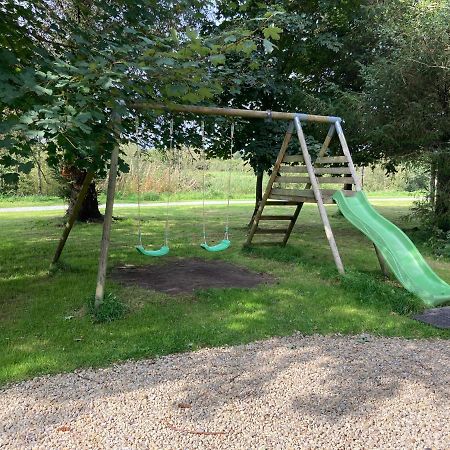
[1,334,449,449]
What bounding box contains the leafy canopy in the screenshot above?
[0,0,285,182]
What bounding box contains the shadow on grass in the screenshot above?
[1,270,441,388]
[242,244,424,316]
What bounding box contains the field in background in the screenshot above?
[0,145,427,207]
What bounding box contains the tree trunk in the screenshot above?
[430,157,437,207]
[434,152,450,232]
[37,148,43,195]
[247,171,264,227]
[63,167,103,222]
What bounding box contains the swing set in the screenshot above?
[135,117,234,256]
[51,102,450,308]
[52,102,369,305]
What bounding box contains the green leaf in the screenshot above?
[209,54,226,66]
[19,113,36,125]
[263,39,274,54]
[166,84,189,97]
[155,57,175,67]
[24,130,45,139]
[76,112,93,123]
[262,26,283,41]
[182,92,201,102]
[224,35,237,44]
[238,40,257,55]
[32,85,53,96]
[197,87,213,99]
[100,78,113,89]
[170,28,179,45]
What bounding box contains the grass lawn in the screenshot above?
[0,200,448,386]
[0,195,65,208]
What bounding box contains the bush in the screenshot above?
[409,198,450,258]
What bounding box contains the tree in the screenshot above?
[361,0,450,231]
[1,0,284,218]
[202,0,375,221]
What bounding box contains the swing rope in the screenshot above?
[163,118,173,247]
[224,121,234,241]
[201,120,207,245]
[135,117,173,257]
[136,126,143,247]
[200,120,233,252]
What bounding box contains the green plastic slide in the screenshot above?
[333,190,450,307]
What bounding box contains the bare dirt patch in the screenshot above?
[111,258,275,295]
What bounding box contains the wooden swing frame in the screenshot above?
[51,103,386,306]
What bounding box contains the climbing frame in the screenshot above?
[246,117,362,274]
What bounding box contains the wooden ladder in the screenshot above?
[246,118,361,274]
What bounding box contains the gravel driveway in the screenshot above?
[1,334,449,449]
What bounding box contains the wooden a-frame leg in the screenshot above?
[282,202,303,246]
[334,121,362,191]
[294,117,344,274]
[282,124,336,246]
[374,244,390,278]
[95,113,121,308]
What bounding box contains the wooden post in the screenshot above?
[373,244,390,278]
[133,102,342,124]
[294,117,344,274]
[51,171,95,265]
[94,113,121,307]
[282,124,336,246]
[246,122,294,245]
[334,121,362,191]
[335,121,388,274]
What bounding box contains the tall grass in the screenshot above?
[1,142,427,202]
[108,145,256,200]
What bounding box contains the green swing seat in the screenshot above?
[201,239,231,252]
[136,244,170,257]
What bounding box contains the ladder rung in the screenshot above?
[282,155,304,163]
[269,194,332,204]
[276,176,311,184]
[254,228,288,234]
[281,166,352,175]
[272,188,338,198]
[260,215,294,220]
[275,176,355,185]
[315,156,348,164]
